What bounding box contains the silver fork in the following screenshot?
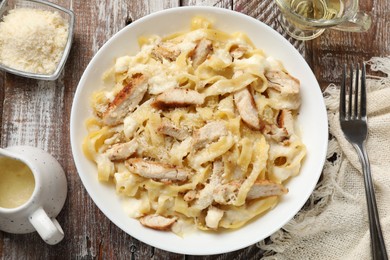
[340,64,388,260]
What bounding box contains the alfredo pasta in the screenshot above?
[83,17,306,233]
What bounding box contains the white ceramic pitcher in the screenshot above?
[0,146,67,245]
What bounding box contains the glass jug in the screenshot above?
[274,0,372,40]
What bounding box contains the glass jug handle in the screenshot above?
[333,11,372,32]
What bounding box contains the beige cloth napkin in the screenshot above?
[257,57,390,259]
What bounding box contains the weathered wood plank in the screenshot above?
[129,0,179,18]
[182,0,232,7]
[306,0,390,90]
[0,72,4,132]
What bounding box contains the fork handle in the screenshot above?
[355,143,388,260]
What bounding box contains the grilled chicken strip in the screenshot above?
[214,179,287,204]
[151,42,181,62]
[229,44,248,60]
[105,139,138,161]
[126,158,191,182]
[192,121,228,150]
[191,38,213,69]
[157,119,190,141]
[213,182,240,205]
[233,87,261,130]
[263,124,289,143]
[246,180,288,199]
[194,161,224,210]
[265,70,300,95]
[152,88,205,110]
[263,109,295,143]
[139,214,177,231]
[277,109,294,135]
[103,73,148,125]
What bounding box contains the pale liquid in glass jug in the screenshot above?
[284,0,342,20]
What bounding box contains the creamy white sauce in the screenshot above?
[0,157,35,209]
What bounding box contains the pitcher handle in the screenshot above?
[29,207,64,245]
[333,11,372,32]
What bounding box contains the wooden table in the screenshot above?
[1,0,389,259]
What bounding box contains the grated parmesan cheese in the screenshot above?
[0,8,69,75]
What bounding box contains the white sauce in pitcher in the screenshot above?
[0,157,35,209]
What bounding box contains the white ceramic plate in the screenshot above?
[71,6,328,255]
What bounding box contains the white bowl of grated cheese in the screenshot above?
[0,0,74,80]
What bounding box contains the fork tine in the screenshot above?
[361,63,367,118]
[348,64,353,119]
[354,64,359,118]
[339,64,347,120]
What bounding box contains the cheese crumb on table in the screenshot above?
[0,8,69,75]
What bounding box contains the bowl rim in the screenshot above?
[71,5,329,255]
[0,0,75,80]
